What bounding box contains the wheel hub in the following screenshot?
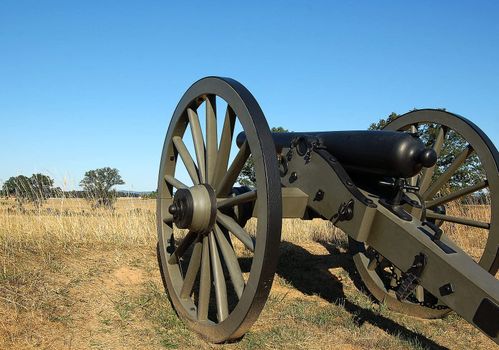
[169,184,217,234]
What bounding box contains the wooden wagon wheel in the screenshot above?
[351,109,499,318]
[157,77,282,342]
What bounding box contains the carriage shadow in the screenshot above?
[240,240,448,350]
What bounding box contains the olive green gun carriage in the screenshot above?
[157,77,499,344]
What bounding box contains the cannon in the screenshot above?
[156,77,499,344]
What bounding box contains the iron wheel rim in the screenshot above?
[157,77,282,342]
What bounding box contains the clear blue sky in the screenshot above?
[1,1,498,191]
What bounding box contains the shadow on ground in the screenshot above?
[255,240,448,350]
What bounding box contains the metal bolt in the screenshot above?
[439,283,454,296]
[314,190,324,201]
[168,203,178,215]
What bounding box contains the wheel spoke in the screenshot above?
[164,175,187,189]
[168,230,198,264]
[419,126,447,192]
[422,145,474,200]
[197,235,211,321]
[187,108,207,183]
[401,123,418,133]
[426,180,488,208]
[216,210,255,251]
[426,211,490,229]
[209,231,229,322]
[213,106,236,188]
[214,224,245,299]
[407,125,419,186]
[205,95,218,184]
[217,141,251,196]
[180,238,202,298]
[432,126,447,158]
[173,136,200,185]
[217,190,257,209]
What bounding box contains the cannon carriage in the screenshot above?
[157,77,498,344]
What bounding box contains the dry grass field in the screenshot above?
[0,197,495,350]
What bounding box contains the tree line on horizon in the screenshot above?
[1,167,131,208]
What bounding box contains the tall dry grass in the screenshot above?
[0,198,155,251]
[0,196,491,263]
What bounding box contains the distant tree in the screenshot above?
[238,157,256,187]
[80,167,125,208]
[62,190,87,198]
[2,175,31,199]
[369,112,485,194]
[268,126,288,133]
[368,112,399,131]
[3,176,18,196]
[142,191,157,199]
[1,173,55,207]
[31,173,55,200]
[237,126,289,187]
[51,186,64,198]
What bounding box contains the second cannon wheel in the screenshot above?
[351,109,498,318]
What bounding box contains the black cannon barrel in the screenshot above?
[236,130,437,179]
